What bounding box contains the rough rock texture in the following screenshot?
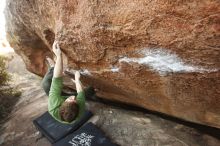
[5,0,220,128]
[1,53,220,146]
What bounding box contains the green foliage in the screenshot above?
[0,55,11,87]
[0,55,21,123]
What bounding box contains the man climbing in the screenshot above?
[41,41,95,123]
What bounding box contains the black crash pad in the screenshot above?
[33,110,93,143]
[53,122,117,146]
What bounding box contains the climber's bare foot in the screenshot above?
[45,56,55,68]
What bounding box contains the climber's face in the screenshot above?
[65,96,76,103]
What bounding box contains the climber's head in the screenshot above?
[59,96,78,122]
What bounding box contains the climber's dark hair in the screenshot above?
[59,101,79,122]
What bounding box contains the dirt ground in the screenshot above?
[0,52,219,146]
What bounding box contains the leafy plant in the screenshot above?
[0,55,21,123]
[0,55,10,87]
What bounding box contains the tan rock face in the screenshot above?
[5,0,220,128]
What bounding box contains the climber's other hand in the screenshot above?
[75,71,80,80]
[53,41,61,57]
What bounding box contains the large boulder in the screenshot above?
[5,0,220,128]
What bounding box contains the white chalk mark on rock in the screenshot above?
[119,48,218,75]
[79,66,120,76]
[111,67,120,72]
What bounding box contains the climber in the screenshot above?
[41,41,95,123]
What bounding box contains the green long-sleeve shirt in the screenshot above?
[48,77,85,124]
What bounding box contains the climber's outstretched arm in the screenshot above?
[73,71,83,93]
[52,41,63,78]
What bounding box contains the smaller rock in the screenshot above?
[174,124,184,130]
[88,115,100,124]
[141,118,151,124]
